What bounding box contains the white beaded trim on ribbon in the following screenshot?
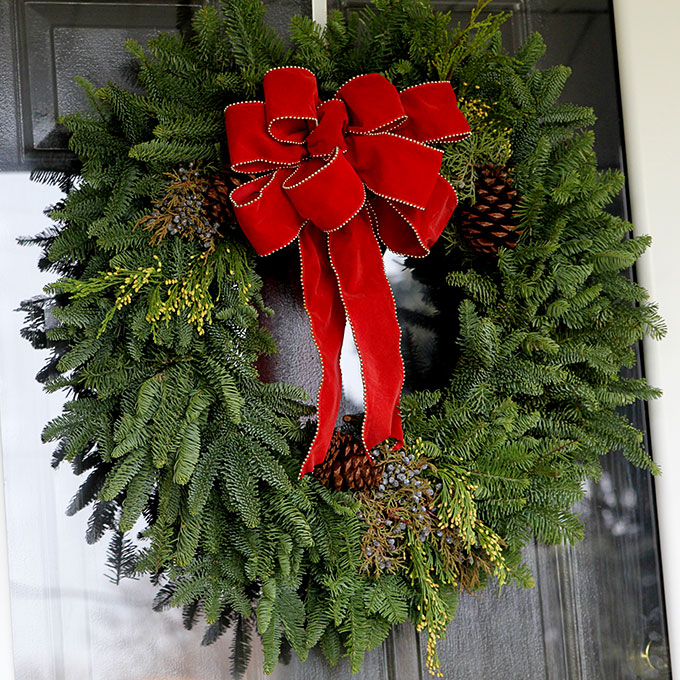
[224,99,263,114]
[260,227,303,257]
[280,146,342,190]
[266,65,316,75]
[425,131,472,144]
[267,115,318,146]
[297,227,331,479]
[341,110,408,136]
[381,130,446,153]
[230,159,300,173]
[399,80,452,92]
[229,171,280,208]
[368,183,426,211]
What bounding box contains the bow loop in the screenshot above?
[282,150,365,232]
[224,102,305,172]
[230,170,304,256]
[345,133,442,209]
[336,74,407,134]
[263,67,320,144]
[398,82,471,143]
[373,176,458,257]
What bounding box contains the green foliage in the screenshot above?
[19,0,662,676]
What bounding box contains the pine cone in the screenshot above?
[313,430,382,492]
[458,163,521,256]
[203,170,239,227]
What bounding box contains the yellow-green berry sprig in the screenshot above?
[146,253,217,336]
[49,245,251,339]
[408,534,451,678]
[436,464,509,583]
[50,256,165,334]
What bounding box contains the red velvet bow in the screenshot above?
[224,67,470,478]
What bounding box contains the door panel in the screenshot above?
[3,0,204,170]
[327,1,670,678]
[0,0,310,171]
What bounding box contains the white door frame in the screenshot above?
[614,0,680,667]
[312,0,327,25]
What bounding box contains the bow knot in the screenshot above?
[224,67,470,477]
[305,100,348,157]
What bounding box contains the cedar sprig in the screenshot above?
[136,163,221,253]
[356,439,439,575]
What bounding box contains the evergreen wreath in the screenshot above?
[19,0,665,676]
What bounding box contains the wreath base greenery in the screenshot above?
[20,0,664,675]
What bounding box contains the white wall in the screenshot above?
[0,422,14,680]
[614,0,680,668]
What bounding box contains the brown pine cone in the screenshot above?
[458,163,521,256]
[203,170,240,227]
[313,430,382,492]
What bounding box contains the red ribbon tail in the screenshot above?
[328,209,405,454]
[298,224,347,479]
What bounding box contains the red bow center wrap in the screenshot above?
[224,67,470,478]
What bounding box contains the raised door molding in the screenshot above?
[3,0,203,170]
[1,0,311,170]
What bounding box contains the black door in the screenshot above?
[0,1,669,678]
